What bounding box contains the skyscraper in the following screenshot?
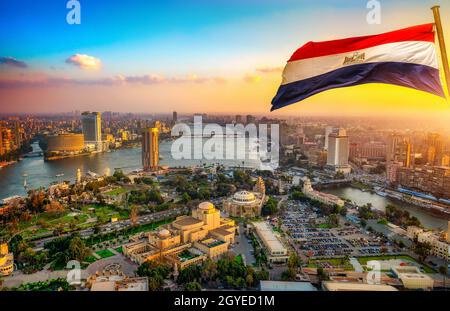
[81,112,102,151]
[0,126,3,156]
[235,115,242,124]
[324,126,335,151]
[326,128,351,173]
[426,133,444,166]
[386,134,412,183]
[81,112,102,142]
[142,127,159,171]
[173,111,178,123]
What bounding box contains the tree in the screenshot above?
[261,196,278,216]
[185,281,202,291]
[281,267,296,281]
[413,241,432,263]
[130,206,139,226]
[136,261,171,291]
[68,237,91,262]
[287,252,301,270]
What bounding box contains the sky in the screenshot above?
[0,0,449,120]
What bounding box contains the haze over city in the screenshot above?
[1,0,450,301]
[1,0,449,119]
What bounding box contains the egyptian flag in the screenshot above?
[271,24,445,111]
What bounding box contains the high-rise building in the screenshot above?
[173,111,178,123]
[0,126,3,156]
[235,115,242,124]
[324,126,335,151]
[142,127,159,171]
[76,168,82,184]
[386,133,412,183]
[426,133,444,166]
[326,128,351,173]
[13,121,22,150]
[81,111,102,146]
[246,114,256,124]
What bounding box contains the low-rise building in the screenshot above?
[302,178,344,207]
[259,281,317,291]
[0,243,14,277]
[87,270,149,291]
[322,281,398,291]
[407,224,450,261]
[391,266,434,290]
[252,221,288,264]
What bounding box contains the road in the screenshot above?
[31,207,187,250]
[232,223,256,266]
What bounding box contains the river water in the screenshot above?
[0,140,261,199]
[322,187,449,230]
[1,143,448,230]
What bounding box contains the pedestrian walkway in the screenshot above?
[350,257,364,272]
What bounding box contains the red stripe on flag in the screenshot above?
[289,24,435,62]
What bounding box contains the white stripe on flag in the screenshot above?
[282,41,438,85]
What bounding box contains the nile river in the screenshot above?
[0,141,260,199]
[1,143,448,230]
[322,187,449,230]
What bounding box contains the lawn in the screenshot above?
[84,256,97,264]
[315,223,333,229]
[95,249,116,259]
[105,187,127,196]
[114,246,123,254]
[81,204,129,222]
[308,258,355,271]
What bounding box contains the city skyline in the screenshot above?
[0,0,450,119]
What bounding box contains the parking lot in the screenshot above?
[281,201,394,259]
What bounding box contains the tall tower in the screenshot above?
[172,111,178,124]
[0,126,3,156]
[76,168,82,184]
[142,127,159,171]
[426,133,444,166]
[324,126,335,151]
[326,128,350,173]
[81,112,102,149]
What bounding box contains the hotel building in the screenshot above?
[142,127,159,171]
[326,128,351,174]
[81,111,103,151]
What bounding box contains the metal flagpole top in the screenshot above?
[431,5,450,102]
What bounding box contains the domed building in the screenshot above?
[123,201,236,269]
[223,177,266,218]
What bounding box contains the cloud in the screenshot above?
[243,73,262,84]
[0,73,227,88]
[256,66,283,74]
[0,57,28,68]
[65,54,102,70]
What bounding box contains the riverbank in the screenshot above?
[0,161,17,168]
[322,186,449,229]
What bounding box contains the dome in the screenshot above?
[198,201,214,210]
[158,229,170,238]
[233,191,256,203]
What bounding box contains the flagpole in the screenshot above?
[431,5,450,99]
